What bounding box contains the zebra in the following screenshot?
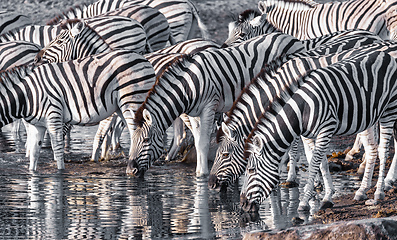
[34,16,150,65]
[0,10,31,35]
[223,0,396,47]
[386,5,397,40]
[1,15,150,55]
[209,30,385,193]
[0,49,156,171]
[46,0,209,43]
[127,32,357,178]
[91,39,221,162]
[0,41,41,71]
[240,49,397,213]
[49,4,174,51]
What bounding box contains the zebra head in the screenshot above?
[209,122,245,192]
[240,134,279,212]
[127,108,164,178]
[35,19,106,65]
[222,9,277,47]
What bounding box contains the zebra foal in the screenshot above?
[0,50,156,171]
[241,49,397,212]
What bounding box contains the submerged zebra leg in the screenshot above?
[298,129,335,212]
[27,125,46,171]
[354,128,378,201]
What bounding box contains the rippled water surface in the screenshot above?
[0,124,361,239]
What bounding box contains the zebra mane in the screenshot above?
[243,68,313,158]
[238,9,261,23]
[59,19,83,30]
[216,55,286,143]
[134,53,195,127]
[0,64,33,84]
[46,5,85,25]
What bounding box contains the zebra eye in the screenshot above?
[222,153,229,158]
[143,137,150,143]
[56,40,63,45]
[248,167,256,175]
[240,32,247,38]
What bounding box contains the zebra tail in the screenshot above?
[168,33,177,45]
[187,0,210,39]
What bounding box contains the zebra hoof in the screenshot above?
[365,199,378,205]
[384,179,396,191]
[280,181,299,188]
[374,191,385,201]
[297,204,310,212]
[353,190,368,201]
[320,201,334,210]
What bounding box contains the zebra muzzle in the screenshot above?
[126,160,144,178]
[240,193,259,213]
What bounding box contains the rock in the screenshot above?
[243,216,397,240]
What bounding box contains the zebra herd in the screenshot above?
[1,0,397,214]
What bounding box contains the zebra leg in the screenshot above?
[27,125,46,171]
[111,117,125,151]
[46,118,66,170]
[190,108,216,176]
[370,124,393,204]
[298,130,334,212]
[385,122,397,190]
[165,117,185,161]
[282,137,300,186]
[91,115,117,162]
[345,134,362,160]
[385,139,397,190]
[353,128,378,201]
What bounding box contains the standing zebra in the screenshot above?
[47,0,209,43]
[0,41,41,71]
[0,49,156,171]
[224,0,396,47]
[209,30,385,192]
[90,39,220,162]
[240,49,397,212]
[0,11,31,35]
[1,15,149,55]
[35,15,150,64]
[126,32,329,178]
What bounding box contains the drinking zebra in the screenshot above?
[0,11,31,35]
[91,39,221,162]
[240,49,397,212]
[47,0,209,43]
[224,0,396,47]
[0,49,156,171]
[209,30,385,192]
[126,32,345,178]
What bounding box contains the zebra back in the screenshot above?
[0,25,62,47]
[0,11,32,35]
[0,41,41,71]
[35,15,149,64]
[262,0,393,40]
[47,0,209,42]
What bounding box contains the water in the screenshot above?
[0,124,361,239]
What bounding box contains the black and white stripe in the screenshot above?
[240,47,397,213]
[0,41,41,71]
[209,30,384,192]
[224,0,397,47]
[126,32,322,178]
[47,0,209,43]
[0,49,156,171]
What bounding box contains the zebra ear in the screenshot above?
[143,109,152,125]
[70,20,85,37]
[252,135,263,152]
[221,122,233,140]
[258,1,267,14]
